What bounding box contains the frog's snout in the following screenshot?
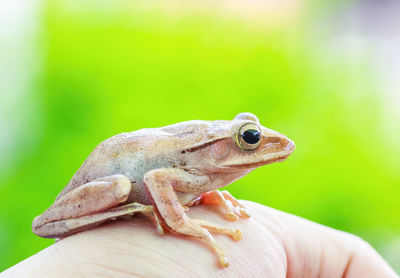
[283,137,295,154]
[260,128,294,154]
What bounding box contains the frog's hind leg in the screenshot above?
[40,202,154,238]
[32,175,156,238]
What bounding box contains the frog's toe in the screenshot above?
[228,201,249,219]
[225,211,240,221]
[231,228,242,241]
[219,256,230,267]
[238,208,250,218]
[228,205,249,220]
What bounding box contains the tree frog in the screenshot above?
[32,112,295,267]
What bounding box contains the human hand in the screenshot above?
[2,201,398,278]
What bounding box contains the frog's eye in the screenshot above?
[236,123,261,151]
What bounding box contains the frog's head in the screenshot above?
[180,112,295,175]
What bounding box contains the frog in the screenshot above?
[32,112,295,267]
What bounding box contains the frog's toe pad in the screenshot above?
[225,212,240,221]
[239,208,250,218]
[219,256,230,267]
[231,228,242,241]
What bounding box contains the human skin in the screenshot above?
[2,201,398,278]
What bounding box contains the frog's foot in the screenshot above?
[32,175,158,238]
[144,168,231,267]
[199,190,250,221]
[168,217,230,267]
[193,219,242,241]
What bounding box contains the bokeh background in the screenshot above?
[0,0,399,272]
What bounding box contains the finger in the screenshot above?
[245,201,399,278]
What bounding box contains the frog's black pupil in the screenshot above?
[242,129,261,144]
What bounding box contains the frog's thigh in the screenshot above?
[34,202,153,238]
[32,175,138,238]
[143,169,230,267]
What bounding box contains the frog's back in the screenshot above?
[56,128,171,200]
[55,119,225,200]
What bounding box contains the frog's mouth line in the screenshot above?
[221,152,291,169]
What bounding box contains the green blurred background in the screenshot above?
[0,0,399,272]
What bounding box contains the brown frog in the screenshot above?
[32,112,295,267]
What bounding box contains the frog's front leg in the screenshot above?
[32,175,160,238]
[143,169,241,267]
[198,190,250,221]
